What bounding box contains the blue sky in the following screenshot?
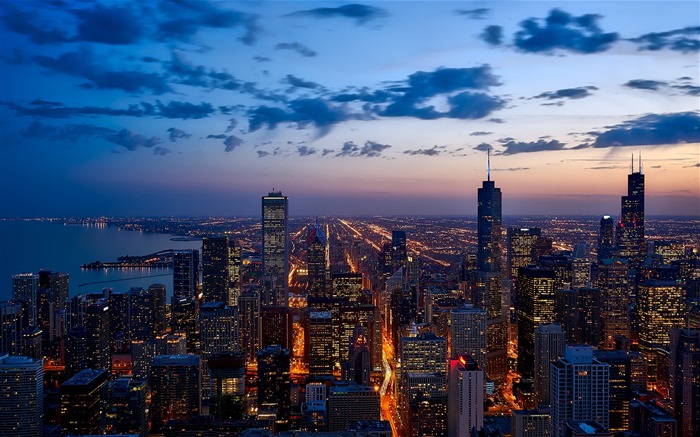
[1,0,698,217]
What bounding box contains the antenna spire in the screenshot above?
[487,147,491,181]
[631,153,634,173]
[639,150,642,174]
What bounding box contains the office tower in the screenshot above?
[629,399,677,437]
[534,323,566,406]
[555,288,579,344]
[202,236,231,304]
[550,345,609,437]
[517,267,556,379]
[306,381,328,402]
[38,270,69,313]
[12,273,38,327]
[400,332,447,375]
[102,378,148,437]
[404,372,447,401]
[332,273,363,302]
[130,287,157,341]
[511,407,551,437]
[471,270,508,383]
[408,395,448,437]
[208,352,246,421]
[507,227,542,280]
[64,326,88,378]
[85,298,111,372]
[150,355,201,431]
[448,355,484,437]
[260,306,292,350]
[60,368,109,436]
[328,384,381,431]
[173,249,199,299]
[199,302,239,400]
[262,191,289,307]
[22,326,42,360]
[570,258,591,289]
[450,305,487,368]
[228,242,242,307]
[577,286,602,347]
[669,328,700,437]
[238,289,260,364]
[0,300,24,355]
[477,154,502,273]
[109,290,130,348]
[615,156,645,266]
[346,325,371,386]
[596,258,630,349]
[597,216,615,262]
[171,296,198,353]
[593,350,646,433]
[130,339,155,380]
[307,311,334,375]
[68,294,88,330]
[0,355,43,437]
[307,221,329,298]
[148,283,167,336]
[338,304,382,372]
[391,230,408,273]
[257,345,291,420]
[156,333,187,355]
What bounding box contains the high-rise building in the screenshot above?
[448,355,484,437]
[12,273,39,328]
[262,191,289,307]
[400,332,447,375]
[208,352,246,421]
[338,304,382,372]
[534,323,565,406]
[238,289,260,364]
[148,283,168,336]
[593,350,646,433]
[171,296,198,353]
[507,228,541,281]
[130,339,155,380]
[615,156,645,266]
[60,368,109,436]
[149,355,201,431]
[408,396,448,437]
[129,286,157,341]
[328,383,380,432]
[307,221,329,298]
[173,249,200,299]
[260,306,292,350]
[471,270,508,384]
[629,399,677,437]
[511,407,551,437]
[346,325,372,386]
[199,302,239,400]
[0,355,43,437]
[477,157,502,273]
[391,230,408,274]
[202,236,232,304]
[517,267,557,379]
[85,298,111,372]
[550,345,609,437]
[597,216,615,262]
[102,377,148,437]
[450,305,487,370]
[307,311,334,375]
[596,258,630,349]
[257,345,290,420]
[64,325,88,378]
[0,300,24,355]
[21,326,42,360]
[669,328,700,437]
[332,273,363,302]
[38,270,69,313]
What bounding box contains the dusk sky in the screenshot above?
[1,0,698,217]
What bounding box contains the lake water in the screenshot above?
[0,220,202,301]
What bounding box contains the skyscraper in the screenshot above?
[85,298,110,372]
[593,350,646,433]
[597,216,615,262]
[238,289,260,364]
[391,230,408,274]
[0,355,43,437]
[328,384,381,432]
[208,352,246,421]
[448,355,484,437]
[12,273,38,327]
[669,328,700,437]
[257,345,291,420]
[507,227,541,281]
[199,302,239,400]
[202,236,232,304]
[596,258,631,349]
[534,323,565,406]
[0,300,24,355]
[307,221,328,298]
[150,355,201,431]
[60,368,110,436]
[262,191,289,307]
[615,155,645,266]
[307,311,334,375]
[64,325,88,378]
[517,267,557,379]
[102,377,148,437]
[450,305,487,369]
[477,156,502,273]
[173,249,200,299]
[550,345,609,437]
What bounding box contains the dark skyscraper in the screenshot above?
[616,155,645,266]
[85,298,110,372]
[262,191,289,307]
[517,267,556,379]
[477,154,502,273]
[257,344,291,421]
[202,236,231,304]
[60,369,110,436]
[306,221,328,298]
[149,355,201,431]
[507,227,541,281]
[597,215,615,262]
[173,249,199,299]
[669,328,700,437]
[391,230,408,273]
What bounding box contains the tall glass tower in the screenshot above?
[262,191,289,307]
[477,155,502,273]
[616,154,645,266]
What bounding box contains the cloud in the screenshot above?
[322,148,334,156]
[493,167,530,172]
[223,135,243,152]
[495,139,567,155]
[489,118,505,124]
[623,78,700,96]
[624,79,667,91]
[588,112,700,148]
[1,5,71,45]
[3,99,215,119]
[473,143,492,152]
[471,131,493,136]
[275,42,317,57]
[284,75,322,89]
[149,100,215,119]
[106,129,161,150]
[207,134,227,139]
[167,127,191,142]
[257,150,270,158]
[167,51,240,90]
[336,140,391,158]
[21,120,114,143]
[153,146,172,156]
[455,8,490,20]
[253,56,270,62]
[513,8,619,54]
[225,118,238,132]
[587,165,625,170]
[297,145,317,156]
[629,26,700,53]
[532,86,597,100]
[684,163,700,168]
[71,3,144,45]
[403,145,443,156]
[34,48,171,94]
[481,25,503,46]
[247,98,356,134]
[288,4,387,25]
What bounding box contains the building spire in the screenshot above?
[631,153,634,173]
[639,150,642,174]
[487,147,491,181]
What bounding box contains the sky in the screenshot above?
[0,0,698,217]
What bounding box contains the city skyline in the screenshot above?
[1,1,699,217]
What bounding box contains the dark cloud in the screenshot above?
[21,120,114,143]
[624,79,667,91]
[513,9,619,54]
[284,75,322,89]
[629,26,700,53]
[223,135,243,152]
[225,118,238,132]
[72,3,143,45]
[489,118,505,123]
[167,127,191,142]
[336,140,391,158]
[288,4,387,25]
[4,99,214,119]
[473,143,492,152]
[684,163,700,168]
[322,148,334,156]
[481,25,503,46]
[107,129,161,150]
[1,6,71,45]
[673,84,700,96]
[275,42,317,57]
[153,146,172,156]
[532,86,597,100]
[256,150,269,158]
[493,167,530,172]
[471,131,493,136]
[150,101,215,119]
[34,48,171,94]
[167,52,240,90]
[497,139,567,155]
[253,56,271,62]
[403,146,443,156]
[455,8,490,20]
[297,146,317,156]
[247,98,355,134]
[207,134,227,139]
[587,165,625,170]
[329,88,394,103]
[157,0,259,45]
[588,112,700,148]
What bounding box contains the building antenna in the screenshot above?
[487,147,491,181]
[639,150,642,174]
[631,153,634,173]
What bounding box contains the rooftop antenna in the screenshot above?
[631,153,634,173]
[639,150,643,174]
[487,147,491,181]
